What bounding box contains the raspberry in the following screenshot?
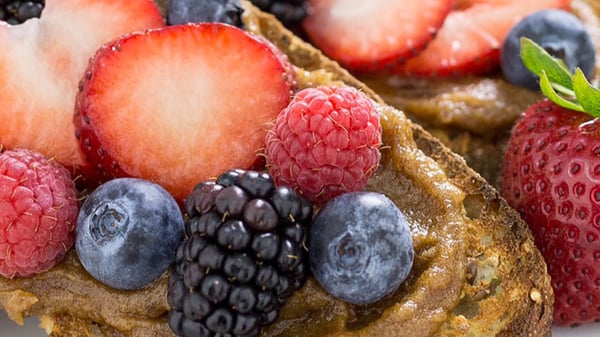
[168,169,313,337]
[265,85,382,204]
[0,148,79,278]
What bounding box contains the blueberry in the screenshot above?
[501,9,596,90]
[308,191,414,305]
[167,0,244,27]
[76,178,184,290]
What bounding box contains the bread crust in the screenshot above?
[0,1,556,336]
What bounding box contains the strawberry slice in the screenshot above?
[394,0,572,76]
[0,0,164,180]
[75,23,294,202]
[301,0,453,72]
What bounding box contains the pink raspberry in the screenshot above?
[265,85,382,204]
[0,148,79,278]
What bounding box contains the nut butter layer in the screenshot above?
[0,1,553,337]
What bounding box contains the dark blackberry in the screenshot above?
[167,0,244,28]
[0,0,44,25]
[250,0,308,29]
[169,169,314,337]
[243,199,278,232]
[216,220,252,250]
[250,233,280,260]
[223,254,256,282]
[186,212,222,238]
[201,275,231,303]
[215,186,249,217]
[198,243,227,271]
[271,186,313,223]
[215,168,246,187]
[236,170,275,198]
[186,182,224,217]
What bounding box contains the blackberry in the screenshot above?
[168,169,313,337]
[0,0,44,25]
[167,0,244,28]
[250,0,308,29]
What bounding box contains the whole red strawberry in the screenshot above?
[501,99,600,325]
[0,148,80,278]
[265,85,382,204]
[500,35,600,326]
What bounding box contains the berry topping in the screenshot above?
[75,23,294,202]
[167,0,244,27]
[75,178,184,290]
[501,39,600,325]
[265,85,382,204]
[0,0,164,182]
[393,0,571,76]
[301,0,453,72]
[0,148,79,278]
[0,0,44,24]
[309,191,414,305]
[501,9,595,90]
[168,169,313,337]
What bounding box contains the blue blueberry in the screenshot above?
[76,178,184,290]
[501,9,596,90]
[308,191,414,305]
[167,0,244,27]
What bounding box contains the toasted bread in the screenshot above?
[1,1,553,336]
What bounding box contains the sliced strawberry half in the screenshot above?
[75,23,293,202]
[394,0,572,76]
[301,0,453,72]
[0,0,164,181]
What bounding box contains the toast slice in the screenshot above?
[0,1,553,336]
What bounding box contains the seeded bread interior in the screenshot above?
[0,1,553,336]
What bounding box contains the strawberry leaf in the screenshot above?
[520,37,600,118]
[573,68,600,118]
[521,37,573,91]
[539,71,584,112]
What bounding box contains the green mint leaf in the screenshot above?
[573,68,600,118]
[520,37,573,91]
[539,71,584,112]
